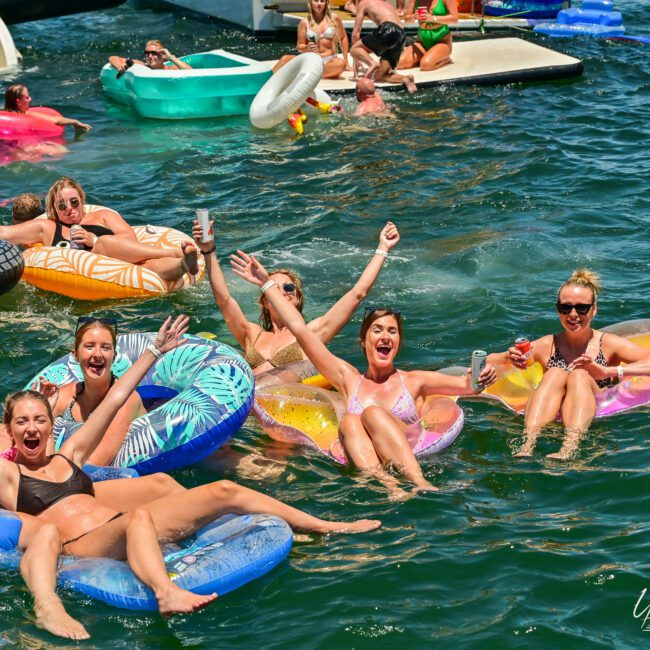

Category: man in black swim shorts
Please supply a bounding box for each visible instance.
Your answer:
[350,0,417,93]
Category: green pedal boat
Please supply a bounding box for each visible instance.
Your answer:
[100,49,272,119]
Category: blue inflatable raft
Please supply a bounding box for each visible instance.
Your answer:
[28,333,254,475]
[0,510,293,609]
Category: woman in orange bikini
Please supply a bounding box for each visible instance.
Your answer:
[192,220,400,379]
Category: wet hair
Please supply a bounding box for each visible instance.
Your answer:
[74,320,117,352]
[258,268,304,331]
[306,0,340,53]
[12,193,43,224]
[558,268,602,302]
[358,308,403,352]
[3,390,54,427]
[4,84,27,112]
[45,177,85,222]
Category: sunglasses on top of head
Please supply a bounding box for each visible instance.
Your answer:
[556,302,593,315]
[75,316,118,335]
[56,197,81,211]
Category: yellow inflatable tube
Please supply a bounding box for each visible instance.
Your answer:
[22,224,204,301]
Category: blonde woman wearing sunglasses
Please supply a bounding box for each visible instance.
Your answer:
[108,39,191,76]
[0,177,199,281]
[488,269,650,459]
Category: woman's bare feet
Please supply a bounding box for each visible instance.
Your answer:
[157,584,217,616]
[35,596,90,640]
[180,241,199,276]
[319,519,381,534]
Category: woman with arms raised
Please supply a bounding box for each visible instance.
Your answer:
[193,220,400,379]
[487,269,650,459]
[230,251,496,496]
[0,177,198,281]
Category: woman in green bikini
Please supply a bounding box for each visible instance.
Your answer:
[399,0,458,72]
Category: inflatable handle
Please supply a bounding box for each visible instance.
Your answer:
[288,109,307,135]
[305,96,342,115]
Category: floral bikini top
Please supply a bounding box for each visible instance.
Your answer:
[546,333,614,389]
[347,371,420,424]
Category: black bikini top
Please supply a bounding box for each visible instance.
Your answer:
[16,454,95,516]
[51,221,114,251]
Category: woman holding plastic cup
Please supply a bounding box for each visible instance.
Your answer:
[399,0,458,71]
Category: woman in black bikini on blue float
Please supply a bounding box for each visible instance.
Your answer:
[488,269,650,459]
[1,316,380,640]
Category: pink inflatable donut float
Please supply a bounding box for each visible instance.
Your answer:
[0,107,64,139]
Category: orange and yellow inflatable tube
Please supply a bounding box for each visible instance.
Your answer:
[22,225,204,301]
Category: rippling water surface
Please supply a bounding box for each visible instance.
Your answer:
[1,1,650,646]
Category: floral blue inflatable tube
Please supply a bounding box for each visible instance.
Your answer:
[28,333,254,474]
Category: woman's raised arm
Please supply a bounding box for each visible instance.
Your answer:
[192,220,253,349]
[310,221,400,343]
[60,315,189,467]
[231,251,354,390]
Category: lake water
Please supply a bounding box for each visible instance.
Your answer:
[1,0,650,646]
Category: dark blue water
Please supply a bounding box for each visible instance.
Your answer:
[1,1,650,646]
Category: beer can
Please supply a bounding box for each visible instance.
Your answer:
[196,209,213,244]
[514,337,533,366]
[471,350,487,390]
[69,225,83,249]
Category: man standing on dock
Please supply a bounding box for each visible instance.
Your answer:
[350,0,417,93]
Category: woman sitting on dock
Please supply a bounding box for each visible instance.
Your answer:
[273,0,350,79]
[108,39,192,76]
[398,0,458,72]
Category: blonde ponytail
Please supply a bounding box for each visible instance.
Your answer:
[558,268,602,301]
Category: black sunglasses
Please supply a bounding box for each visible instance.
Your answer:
[556,302,593,315]
[144,50,162,57]
[56,197,81,211]
[281,282,296,295]
[75,316,118,335]
[363,305,402,319]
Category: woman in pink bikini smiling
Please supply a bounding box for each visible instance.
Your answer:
[230,250,497,497]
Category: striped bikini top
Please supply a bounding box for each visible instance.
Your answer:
[347,371,419,424]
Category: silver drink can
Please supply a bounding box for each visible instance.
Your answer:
[69,225,83,249]
[471,350,487,390]
[196,209,212,243]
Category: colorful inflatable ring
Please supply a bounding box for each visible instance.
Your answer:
[249,53,324,129]
[0,239,23,295]
[0,509,292,610]
[27,333,254,474]
[253,383,464,463]
[458,319,650,418]
[21,209,205,300]
[0,107,64,139]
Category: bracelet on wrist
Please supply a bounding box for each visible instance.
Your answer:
[203,245,216,255]
[374,249,389,258]
[616,365,625,380]
[261,280,276,294]
[147,343,163,359]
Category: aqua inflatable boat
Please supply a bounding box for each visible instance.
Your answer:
[100,49,272,119]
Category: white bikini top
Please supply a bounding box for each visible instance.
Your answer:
[306,24,335,41]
